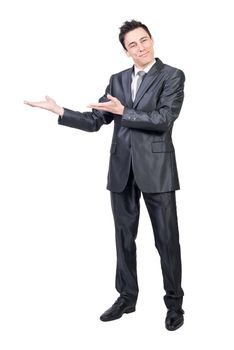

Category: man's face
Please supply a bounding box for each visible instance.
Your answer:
[124,27,154,69]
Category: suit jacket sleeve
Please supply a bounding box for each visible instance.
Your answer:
[121,69,185,132]
[58,81,114,132]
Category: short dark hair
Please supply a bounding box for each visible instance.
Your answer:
[119,20,152,50]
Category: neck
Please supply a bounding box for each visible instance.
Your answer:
[135,59,155,70]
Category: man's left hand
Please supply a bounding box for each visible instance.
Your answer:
[88,94,124,115]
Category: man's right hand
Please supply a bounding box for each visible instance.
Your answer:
[24,95,64,117]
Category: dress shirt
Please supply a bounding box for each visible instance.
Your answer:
[131,59,156,101]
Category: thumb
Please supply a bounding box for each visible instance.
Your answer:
[107,94,117,102]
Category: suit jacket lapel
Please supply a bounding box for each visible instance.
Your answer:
[121,67,133,108]
[133,58,164,107]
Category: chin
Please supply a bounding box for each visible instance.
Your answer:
[140,58,151,66]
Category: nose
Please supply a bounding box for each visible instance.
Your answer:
[138,43,145,51]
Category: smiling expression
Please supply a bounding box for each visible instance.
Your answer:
[124,27,155,69]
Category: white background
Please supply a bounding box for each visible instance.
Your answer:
[0,0,234,349]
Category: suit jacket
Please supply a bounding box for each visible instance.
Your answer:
[58,58,185,193]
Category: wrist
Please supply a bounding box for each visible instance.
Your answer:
[119,105,124,115]
[55,106,64,116]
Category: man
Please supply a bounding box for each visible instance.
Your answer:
[24,20,185,331]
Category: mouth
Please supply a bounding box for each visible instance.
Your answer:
[139,51,149,58]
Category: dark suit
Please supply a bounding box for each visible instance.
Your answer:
[58,57,185,310]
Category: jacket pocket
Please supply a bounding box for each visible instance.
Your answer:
[110,143,117,154]
[151,141,174,153]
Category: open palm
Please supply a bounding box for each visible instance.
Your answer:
[24,95,58,113]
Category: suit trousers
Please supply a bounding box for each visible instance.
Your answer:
[110,165,184,310]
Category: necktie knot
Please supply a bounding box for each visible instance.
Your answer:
[137,71,146,78]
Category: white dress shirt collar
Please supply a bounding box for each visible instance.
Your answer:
[133,58,156,76]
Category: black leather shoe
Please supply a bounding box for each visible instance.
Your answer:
[100,298,136,322]
[165,309,184,331]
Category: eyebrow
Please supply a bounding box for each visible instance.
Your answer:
[127,36,149,47]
